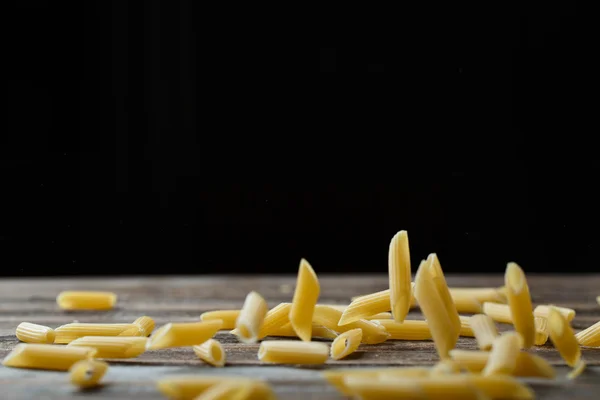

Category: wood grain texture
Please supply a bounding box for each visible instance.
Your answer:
[0,275,599,399]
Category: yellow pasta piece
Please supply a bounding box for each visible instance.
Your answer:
[289,258,320,342]
[373,320,431,340]
[534,316,549,345]
[192,382,241,400]
[430,359,462,375]
[366,312,392,320]
[2,343,97,371]
[69,359,109,389]
[146,320,222,350]
[470,314,498,350]
[235,291,268,344]
[258,302,291,338]
[482,331,522,376]
[330,328,362,360]
[547,306,586,378]
[339,290,391,326]
[575,320,600,346]
[133,316,155,336]
[428,254,461,335]
[504,263,535,348]
[193,339,226,367]
[68,336,147,358]
[56,291,117,310]
[323,368,430,396]
[534,304,576,322]
[311,324,338,340]
[482,302,512,324]
[388,230,412,323]
[413,259,457,359]
[157,376,275,400]
[15,322,55,344]
[54,323,140,344]
[200,310,240,330]
[469,375,534,400]
[319,304,348,312]
[256,322,337,340]
[449,287,508,309]
[459,315,475,337]
[449,349,556,378]
[313,305,390,344]
[258,340,329,364]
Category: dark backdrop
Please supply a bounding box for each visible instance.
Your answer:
[2,1,598,276]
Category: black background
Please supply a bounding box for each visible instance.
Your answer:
[2,1,598,276]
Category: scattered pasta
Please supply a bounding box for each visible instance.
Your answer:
[504,263,535,348]
[482,332,522,376]
[56,291,117,311]
[388,230,412,323]
[193,339,226,367]
[482,302,513,324]
[289,258,320,342]
[534,304,576,322]
[15,322,55,344]
[54,323,140,344]
[373,319,431,340]
[330,328,362,360]
[2,343,97,371]
[470,314,498,351]
[133,316,155,337]
[200,310,240,330]
[146,320,222,350]
[339,289,392,326]
[258,302,292,338]
[448,287,507,313]
[69,359,109,389]
[235,291,267,344]
[534,316,549,346]
[313,305,390,344]
[67,336,147,358]
[575,320,600,347]
[449,349,556,378]
[258,340,329,365]
[156,376,276,400]
[547,306,586,378]
[459,315,475,337]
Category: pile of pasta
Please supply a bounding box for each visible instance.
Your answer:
[2,230,600,400]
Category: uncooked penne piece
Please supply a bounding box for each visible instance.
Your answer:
[470,314,498,351]
[330,328,362,360]
[133,316,155,336]
[146,320,222,350]
[430,359,462,375]
[156,376,275,400]
[289,258,320,342]
[534,305,576,322]
[428,254,461,336]
[313,305,390,344]
[68,336,147,358]
[57,291,117,310]
[388,230,412,323]
[449,287,507,305]
[319,304,349,312]
[414,259,457,359]
[469,375,534,400]
[366,312,392,320]
[259,302,291,338]
[201,310,240,330]
[193,339,226,367]
[54,323,140,344]
[373,320,431,340]
[339,290,391,326]
[482,302,512,324]
[258,340,329,365]
[69,359,109,389]
[257,322,337,340]
[15,322,55,344]
[534,316,549,345]
[548,306,586,378]
[2,343,97,371]
[504,263,535,348]
[459,315,475,337]
[323,368,430,396]
[449,349,556,378]
[575,320,600,347]
[482,331,522,376]
[351,287,417,309]
[235,291,267,344]
[192,381,242,400]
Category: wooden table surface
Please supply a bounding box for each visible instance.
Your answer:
[0,274,599,399]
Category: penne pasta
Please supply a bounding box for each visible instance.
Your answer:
[68,336,147,358]
[449,349,556,378]
[54,323,140,344]
[319,304,349,312]
[482,331,522,376]
[428,254,461,336]
[534,316,549,345]
[255,322,337,340]
[289,258,320,342]
[323,368,430,396]
[339,290,391,326]
[15,322,55,344]
[156,376,276,400]
[388,230,412,323]
[459,315,475,337]
[133,316,155,337]
[547,306,586,378]
[470,314,498,350]
[448,287,508,311]
[373,320,431,340]
[366,312,393,320]
[534,305,576,322]
[192,382,244,400]
[482,302,512,324]
[313,305,390,344]
[258,302,291,338]
[469,375,534,400]
[69,359,109,389]
[193,339,226,367]
[413,259,457,359]
[56,291,117,311]
[235,291,268,344]
[430,359,462,375]
[146,320,222,350]
[200,310,240,330]
[504,263,535,348]
[258,340,329,365]
[2,343,97,371]
[330,328,362,360]
[575,320,600,347]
